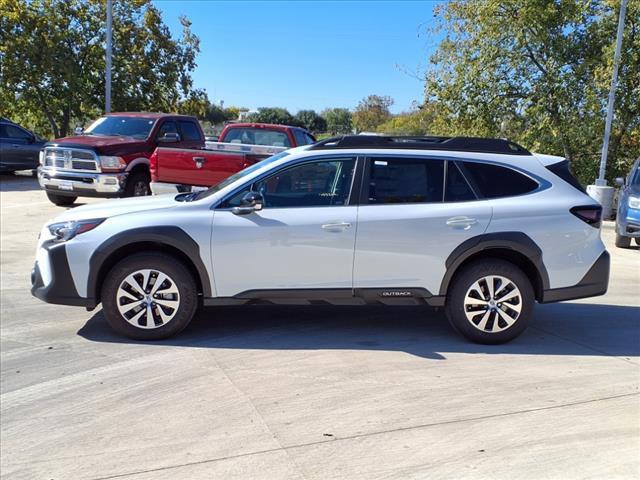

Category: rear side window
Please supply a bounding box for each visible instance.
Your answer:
[445,162,476,202]
[179,121,202,141]
[368,158,444,204]
[545,160,585,193]
[461,162,538,198]
[224,128,291,147]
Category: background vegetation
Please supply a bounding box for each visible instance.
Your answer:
[1,0,637,183]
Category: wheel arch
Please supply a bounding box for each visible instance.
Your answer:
[439,232,549,302]
[88,226,212,304]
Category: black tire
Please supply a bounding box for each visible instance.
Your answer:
[101,252,198,340]
[124,170,151,197]
[46,191,77,206]
[445,259,534,344]
[635,238,640,246]
[615,232,631,248]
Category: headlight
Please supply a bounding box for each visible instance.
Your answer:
[38,150,44,166]
[629,195,640,210]
[48,218,105,242]
[99,156,126,171]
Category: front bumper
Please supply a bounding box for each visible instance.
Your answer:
[617,217,640,238]
[31,241,95,308]
[38,166,127,198]
[541,250,610,303]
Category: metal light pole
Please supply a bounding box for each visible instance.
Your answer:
[596,0,628,186]
[587,0,628,219]
[105,0,113,113]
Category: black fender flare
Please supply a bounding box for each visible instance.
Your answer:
[87,226,212,301]
[439,232,549,296]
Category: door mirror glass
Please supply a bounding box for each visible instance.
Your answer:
[232,191,264,215]
[158,132,180,143]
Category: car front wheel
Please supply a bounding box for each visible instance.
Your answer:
[445,259,534,344]
[615,232,631,248]
[46,192,77,206]
[101,252,198,340]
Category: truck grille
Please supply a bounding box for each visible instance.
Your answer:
[43,147,99,172]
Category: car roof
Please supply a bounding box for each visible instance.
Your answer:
[105,112,196,119]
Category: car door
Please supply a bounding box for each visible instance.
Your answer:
[0,124,38,170]
[353,157,492,296]
[211,157,359,297]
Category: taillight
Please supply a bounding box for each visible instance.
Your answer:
[570,205,602,228]
[149,150,158,182]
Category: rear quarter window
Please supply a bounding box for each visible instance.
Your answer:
[461,161,538,199]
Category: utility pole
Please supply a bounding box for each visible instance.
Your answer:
[105,0,113,113]
[587,0,628,219]
[596,0,628,186]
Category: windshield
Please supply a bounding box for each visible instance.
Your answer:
[631,165,640,186]
[84,116,156,139]
[191,151,290,201]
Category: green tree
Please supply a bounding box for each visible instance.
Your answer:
[245,107,299,126]
[425,0,639,183]
[294,109,327,133]
[352,95,394,133]
[377,103,441,135]
[0,0,201,138]
[321,107,352,135]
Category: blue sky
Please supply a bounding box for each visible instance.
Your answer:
[155,1,441,114]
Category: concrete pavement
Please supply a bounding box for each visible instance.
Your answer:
[1,173,638,480]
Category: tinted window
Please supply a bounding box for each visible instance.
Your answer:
[224,128,291,147]
[462,162,538,198]
[156,121,178,139]
[253,159,356,208]
[0,124,31,140]
[293,129,314,146]
[368,158,444,204]
[84,116,155,139]
[445,162,476,202]
[179,121,201,141]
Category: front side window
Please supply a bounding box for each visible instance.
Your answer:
[225,158,356,208]
[461,161,538,198]
[224,128,291,147]
[0,124,32,140]
[368,157,444,204]
[156,121,178,139]
[293,129,315,146]
[84,116,156,139]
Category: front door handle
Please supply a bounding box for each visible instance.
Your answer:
[446,216,478,230]
[322,222,352,231]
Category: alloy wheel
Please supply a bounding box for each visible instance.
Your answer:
[116,269,180,329]
[463,275,522,333]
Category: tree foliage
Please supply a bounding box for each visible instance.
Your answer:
[294,109,327,133]
[352,95,394,133]
[0,0,201,138]
[321,108,353,134]
[425,0,639,183]
[245,107,300,126]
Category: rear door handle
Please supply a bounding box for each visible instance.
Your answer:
[446,216,478,229]
[193,156,206,169]
[322,222,352,231]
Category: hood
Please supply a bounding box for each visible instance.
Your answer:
[49,194,179,225]
[47,135,151,155]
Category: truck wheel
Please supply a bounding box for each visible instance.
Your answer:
[445,259,534,344]
[615,232,631,248]
[46,192,77,206]
[124,171,150,197]
[635,238,640,246]
[101,252,198,340]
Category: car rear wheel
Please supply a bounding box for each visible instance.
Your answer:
[101,252,198,340]
[615,232,631,248]
[46,192,77,206]
[445,259,534,344]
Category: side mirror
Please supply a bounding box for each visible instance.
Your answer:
[158,132,180,143]
[74,126,84,135]
[615,177,625,187]
[232,191,264,215]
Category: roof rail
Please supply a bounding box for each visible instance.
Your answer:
[309,135,531,155]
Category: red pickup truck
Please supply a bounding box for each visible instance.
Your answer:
[149,123,316,194]
[38,112,205,206]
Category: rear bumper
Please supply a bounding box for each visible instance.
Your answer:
[541,250,610,303]
[150,181,207,195]
[38,167,126,197]
[31,241,95,308]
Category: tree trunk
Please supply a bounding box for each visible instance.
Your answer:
[35,87,60,139]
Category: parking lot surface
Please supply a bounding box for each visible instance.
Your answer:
[1,173,639,480]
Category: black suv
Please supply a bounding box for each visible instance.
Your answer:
[0,118,46,173]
